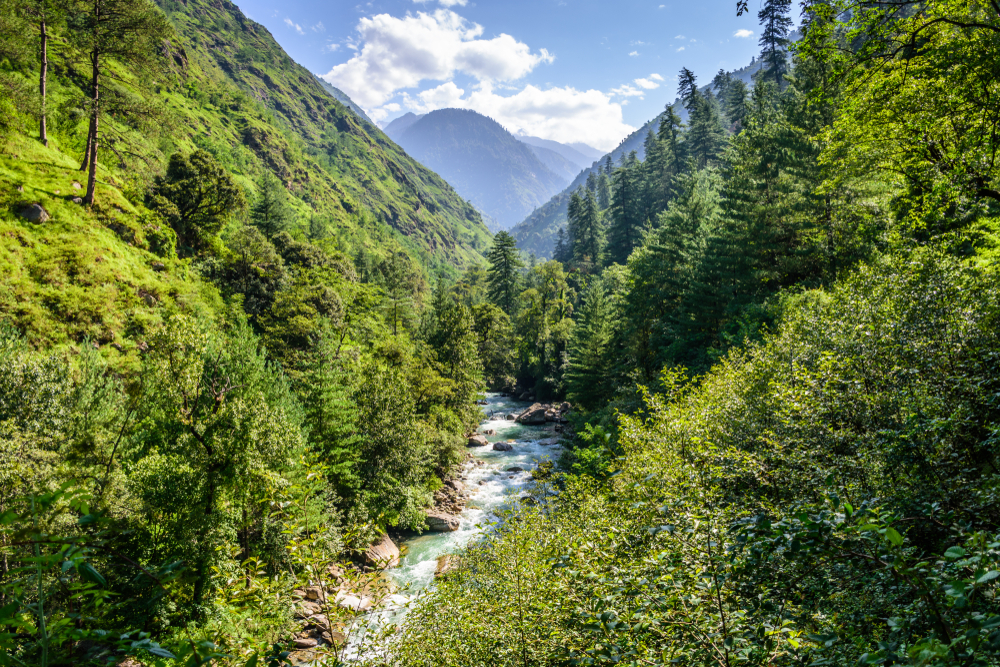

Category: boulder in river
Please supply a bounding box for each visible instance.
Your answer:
[506,466,523,473]
[467,434,489,447]
[505,414,516,420]
[516,403,548,425]
[435,554,458,579]
[425,510,460,532]
[493,442,513,452]
[445,479,464,494]
[364,533,400,568]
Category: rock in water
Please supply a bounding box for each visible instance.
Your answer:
[20,203,49,223]
[516,403,548,425]
[425,510,460,532]
[435,554,457,578]
[364,533,400,568]
[444,479,464,494]
[467,434,489,447]
[493,442,513,452]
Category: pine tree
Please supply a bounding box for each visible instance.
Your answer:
[678,68,699,110]
[606,152,641,265]
[565,278,615,410]
[75,0,171,204]
[553,227,572,264]
[487,231,523,317]
[758,0,793,88]
[573,189,603,271]
[596,171,611,210]
[251,172,296,237]
[686,90,728,169]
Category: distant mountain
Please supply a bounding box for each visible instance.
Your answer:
[313,75,376,127]
[384,112,422,137]
[526,144,581,183]
[518,135,600,173]
[385,108,570,231]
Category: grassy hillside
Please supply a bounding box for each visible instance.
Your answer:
[155,0,491,269]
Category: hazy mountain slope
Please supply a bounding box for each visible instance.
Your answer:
[390,108,569,231]
[518,135,598,172]
[384,112,424,139]
[527,145,581,183]
[157,0,491,269]
[313,75,376,126]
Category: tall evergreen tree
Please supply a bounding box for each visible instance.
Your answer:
[758,0,793,87]
[565,278,615,410]
[572,189,603,271]
[251,172,296,237]
[687,90,728,169]
[487,231,524,317]
[678,68,699,110]
[75,0,171,204]
[596,171,611,210]
[606,152,641,265]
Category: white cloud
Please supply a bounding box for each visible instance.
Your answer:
[284,18,304,35]
[394,81,634,151]
[312,22,325,33]
[611,83,645,98]
[323,42,341,53]
[628,50,639,57]
[323,10,553,109]
[650,73,664,81]
[414,0,468,5]
[734,29,754,38]
[634,77,660,90]
[675,34,685,39]
[676,46,685,51]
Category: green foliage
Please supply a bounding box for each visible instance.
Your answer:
[250,172,295,238]
[149,150,246,254]
[487,231,524,317]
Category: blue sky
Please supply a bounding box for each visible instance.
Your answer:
[233,0,780,151]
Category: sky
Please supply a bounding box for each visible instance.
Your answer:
[231,0,780,151]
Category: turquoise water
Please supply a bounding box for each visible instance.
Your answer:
[343,393,560,658]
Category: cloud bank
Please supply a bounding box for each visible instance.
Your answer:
[322,9,636,150]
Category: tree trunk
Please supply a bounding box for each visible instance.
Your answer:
[84,48,100,205]
[39,18,47,147]
[79,126,92,171]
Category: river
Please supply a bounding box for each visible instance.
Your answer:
[343,392,561,658]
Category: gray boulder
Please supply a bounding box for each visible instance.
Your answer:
[493,442,513,452]
[364,533,400,569]
[425,511,460,532]
[516,403,548,425]
[467,434,489,447]
[20,203,49,223]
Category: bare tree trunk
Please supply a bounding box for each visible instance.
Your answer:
[39,18,48,147]
[84,48,99,205]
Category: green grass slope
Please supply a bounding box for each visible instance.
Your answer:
[155,0,491,269]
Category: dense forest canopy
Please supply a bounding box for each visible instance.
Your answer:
[1,0,1000,665]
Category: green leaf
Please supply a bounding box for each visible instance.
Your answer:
[885,527,903,547]
[147,646,176,659]
[944,546,966,560]
[244,653,259,667]
[0,602,19,619]
[77,562,107,588]
[977,571,1000,584]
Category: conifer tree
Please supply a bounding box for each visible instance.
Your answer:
[678,68,699,110]
[75,0,171,204]
[487,231,523,317]
[553,227,572,265]
[686,90,728,169]
[758,0,793,88]
[606,152,641,265]
[572,189,603,271]
[596,171,611,210]
[251,172,296,237]
[565,278,614,409]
